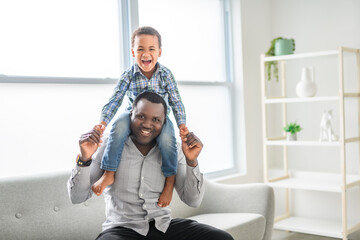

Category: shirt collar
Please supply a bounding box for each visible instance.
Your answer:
[132,62,163,78]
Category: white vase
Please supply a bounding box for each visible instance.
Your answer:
[296,67,317,97]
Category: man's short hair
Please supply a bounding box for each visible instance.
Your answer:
[133,91,167,117]
[131,26,162,48]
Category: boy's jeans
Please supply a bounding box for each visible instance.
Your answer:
[101,112,178,177]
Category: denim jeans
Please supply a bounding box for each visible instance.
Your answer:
[101,112,178,177]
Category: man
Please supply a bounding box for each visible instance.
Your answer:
[68,91,234,240]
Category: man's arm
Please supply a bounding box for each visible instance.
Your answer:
[174,131,204,208]
[67,127,105,204]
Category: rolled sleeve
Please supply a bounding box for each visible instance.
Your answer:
[67,164,93,204]
[175,145,204,208]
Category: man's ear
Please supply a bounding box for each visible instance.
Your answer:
[159,48,162,57]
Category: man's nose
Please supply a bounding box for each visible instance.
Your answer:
[141,119,152,128]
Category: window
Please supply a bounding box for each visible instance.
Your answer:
[0,0,240,178]
[138,0,226,82]
[137,0,236,175]
[0,0,121,78]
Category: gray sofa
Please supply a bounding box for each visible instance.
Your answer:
[0,171,274,240]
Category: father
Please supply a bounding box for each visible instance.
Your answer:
[68,91,233,240]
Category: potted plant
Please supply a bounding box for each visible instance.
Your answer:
[265,37,295,81]
[283,122,302,141]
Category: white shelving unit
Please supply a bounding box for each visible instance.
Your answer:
[260,47,360,240]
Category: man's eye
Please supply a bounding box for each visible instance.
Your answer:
[137,115,144,119]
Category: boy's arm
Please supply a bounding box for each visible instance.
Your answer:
[100,72,131,125]
[164,71,186,127]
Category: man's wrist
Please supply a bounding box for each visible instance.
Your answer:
[186,159,198,168]
[76,154,92,167]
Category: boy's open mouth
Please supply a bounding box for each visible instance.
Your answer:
[142,60,152,66]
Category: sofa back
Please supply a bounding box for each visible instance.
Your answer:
[0,171,200,240]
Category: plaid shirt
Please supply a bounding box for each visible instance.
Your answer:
[101,63,186,127]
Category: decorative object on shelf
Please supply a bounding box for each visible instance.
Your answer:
[296,67,317,97]
[319,110,338,142]
[283,122,302,141]
[265,37,296,81]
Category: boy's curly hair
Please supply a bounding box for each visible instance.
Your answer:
[131,26,162,48]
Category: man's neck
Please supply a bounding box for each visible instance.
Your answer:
[130,136,156,156]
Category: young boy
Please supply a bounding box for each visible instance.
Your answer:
[92,26,187,208]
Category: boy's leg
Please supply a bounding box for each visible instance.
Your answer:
[156,116,178,176]
[156,117,177,207]
[158,175,175,207]
[92,112,131,196]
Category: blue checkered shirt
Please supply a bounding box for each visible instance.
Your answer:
[101,63,186,127]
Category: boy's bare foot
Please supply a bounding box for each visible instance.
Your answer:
[92,170,115,196]
[157,175,175,207]
[158,188,173,208]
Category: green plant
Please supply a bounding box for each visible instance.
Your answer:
[283,122,302,135]
[265,37,295,81]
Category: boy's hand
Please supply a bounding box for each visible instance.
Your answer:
[97,122,106,134]
[179,124,189,142]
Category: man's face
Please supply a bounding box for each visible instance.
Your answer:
[131,34,162,79]
[130,98,165,147]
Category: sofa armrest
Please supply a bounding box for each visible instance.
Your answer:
[197,179,274,240]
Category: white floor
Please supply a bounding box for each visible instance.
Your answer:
[272,230,340,240]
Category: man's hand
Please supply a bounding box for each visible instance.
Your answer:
[181,130,203,167]
[78,125,103,161]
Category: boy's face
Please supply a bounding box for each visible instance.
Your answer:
[132,34,162,79]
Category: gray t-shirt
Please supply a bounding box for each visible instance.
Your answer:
[68,137,204,236]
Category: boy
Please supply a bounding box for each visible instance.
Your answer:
[92,26,187,208]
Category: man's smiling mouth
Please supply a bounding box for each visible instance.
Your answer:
[141,129,151,136]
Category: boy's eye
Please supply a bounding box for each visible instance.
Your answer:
[136,115,145,119]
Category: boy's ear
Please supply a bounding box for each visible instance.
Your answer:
[131,48,135,57]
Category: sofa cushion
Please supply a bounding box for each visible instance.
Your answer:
[188,213,265,240]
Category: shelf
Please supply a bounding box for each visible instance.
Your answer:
[262,47,360,239]
[274,217,343,238]
[268,171,360,192]
[264,50,339,62]
[265,140,340,147]
[264,96,339,104]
